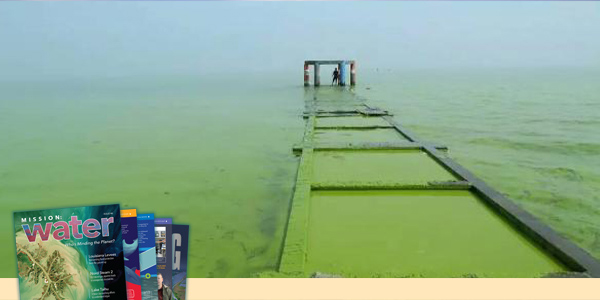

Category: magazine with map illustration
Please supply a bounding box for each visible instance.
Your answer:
[172,225,189,300]
[14,204,127,300]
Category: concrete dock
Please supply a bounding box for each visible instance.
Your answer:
[278,84,600,278]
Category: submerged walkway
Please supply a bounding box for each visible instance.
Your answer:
[278,88,600,278]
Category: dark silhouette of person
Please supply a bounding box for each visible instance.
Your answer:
[332,68,339,86]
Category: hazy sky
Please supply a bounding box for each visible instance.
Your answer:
[0,1,598,80]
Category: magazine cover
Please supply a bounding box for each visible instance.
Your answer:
[14,204,126,300]
[154,218,172,293]
[121,209,141,300]
[137,214,158,300]
[172,225,189,300]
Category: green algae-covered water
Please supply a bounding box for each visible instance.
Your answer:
[0,74,305,278]
[306,190,565,277]
[1,67,599,277]
[359,67,600,266]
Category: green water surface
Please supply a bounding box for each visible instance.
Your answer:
[306,190,566,277]
[0,75,304,277]
[359,68,600,262]
[1,68,599,277]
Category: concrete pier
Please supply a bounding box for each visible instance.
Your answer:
[279,83,600,278]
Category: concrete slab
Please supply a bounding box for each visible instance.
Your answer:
[314,129,408,145]
[316,116,391,128]
[312,150,457,187]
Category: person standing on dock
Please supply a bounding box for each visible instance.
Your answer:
[332,68,339,86]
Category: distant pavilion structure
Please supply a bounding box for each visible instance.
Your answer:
[304,60,356,87]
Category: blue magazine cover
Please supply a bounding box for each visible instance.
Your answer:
[172,225,189,300]
[121,209,141,300]
[137,214,158,300]
[154,218,172,297]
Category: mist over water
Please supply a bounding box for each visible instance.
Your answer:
[1,1,599,81]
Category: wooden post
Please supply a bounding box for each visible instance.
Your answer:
[304,63,310,86]
[314,63,320,86]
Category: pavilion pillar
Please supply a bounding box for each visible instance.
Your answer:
[340,62,346,86]
[314,63,320,86]
[337,63,342,86]
[350,62,356,86]
[304,63,310,86]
